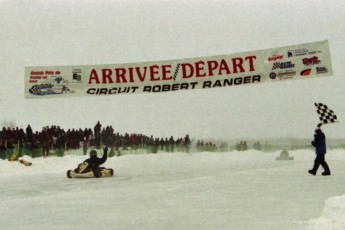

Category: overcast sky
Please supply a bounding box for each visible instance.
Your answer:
[1,0,345,141]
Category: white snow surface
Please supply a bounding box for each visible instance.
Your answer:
[1,149,345,230]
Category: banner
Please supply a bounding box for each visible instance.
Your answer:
[25,40,332,98]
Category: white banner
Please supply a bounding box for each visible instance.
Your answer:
[25,40,332,98]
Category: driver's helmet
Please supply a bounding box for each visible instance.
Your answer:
[90,150,97,157]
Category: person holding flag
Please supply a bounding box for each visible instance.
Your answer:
[308,103,338,176]
[309,127,330,176]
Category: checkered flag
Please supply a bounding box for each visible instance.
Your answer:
[314,103,338,128]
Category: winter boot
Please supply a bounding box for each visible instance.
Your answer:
[308,170,316,175]
[321,162,331,176]
[322,171,331,176]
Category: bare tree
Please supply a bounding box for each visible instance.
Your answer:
[0,119,17,129]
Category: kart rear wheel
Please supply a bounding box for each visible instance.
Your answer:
[95,170,102,178]
[67,170,72,178]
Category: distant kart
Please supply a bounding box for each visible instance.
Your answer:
[276,149,294,161]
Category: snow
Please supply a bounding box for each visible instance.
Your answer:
[1,149,345,229]
[0,1,344,229]
[305,195,345,230]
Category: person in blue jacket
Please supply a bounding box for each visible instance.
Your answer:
[308,128,331,176]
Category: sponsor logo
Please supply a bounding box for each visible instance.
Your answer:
[267,55,284,62]
[288,49,321,58]
[72,69,82,82]
[300,69,312,76]
[302,56,321,66]
[269,72,277,79]
[316,66,328,74]
[277,70,296,80]
[272,61,295,70]
[29,83,61,96]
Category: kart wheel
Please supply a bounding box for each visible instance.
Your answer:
[67,170,72,178]
[95,171,102,178]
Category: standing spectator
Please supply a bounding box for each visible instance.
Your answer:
[243,141,248,151]
[153,138,160,153]
[169,136,175,152]
[184,134,191,153]
[83,137,89,155]
[160,138,165,151]
[26,125,34,143]
[6,127,14,149]
[0,139,6,155]
[94,121,102,147]
[40,128,51,157]
[130,134,138,149]
[164,138,169,152]
[253,142,262,151]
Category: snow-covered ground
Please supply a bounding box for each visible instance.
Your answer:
[1,149,345,230]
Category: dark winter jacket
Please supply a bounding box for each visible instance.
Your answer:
[84,149,108,171]
[311,132,326,156]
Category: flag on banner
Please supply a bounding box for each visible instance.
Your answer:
[314,103,338,129]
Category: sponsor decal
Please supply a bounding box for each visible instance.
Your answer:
[27,70,72,96]
[72,69,82,83]
[316,66,328,74]
[269,72,277,80]
[29,83,69,96]
[300,69,312,76]
[269,70,295,80]
[288,48,308,57]
[288,49,320,58]
[272,61,295,70]
[267,55,284,62]
[302,56,321,66]
[277,70,296,80]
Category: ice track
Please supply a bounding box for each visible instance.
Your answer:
[1,150,345,230]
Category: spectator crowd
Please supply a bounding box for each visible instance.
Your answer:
[0,121,265,160]
[0,121,192,159]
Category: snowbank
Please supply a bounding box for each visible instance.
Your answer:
[0,155,81,175]
[305,195,345,230]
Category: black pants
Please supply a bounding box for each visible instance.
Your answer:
[311,155,330,173]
